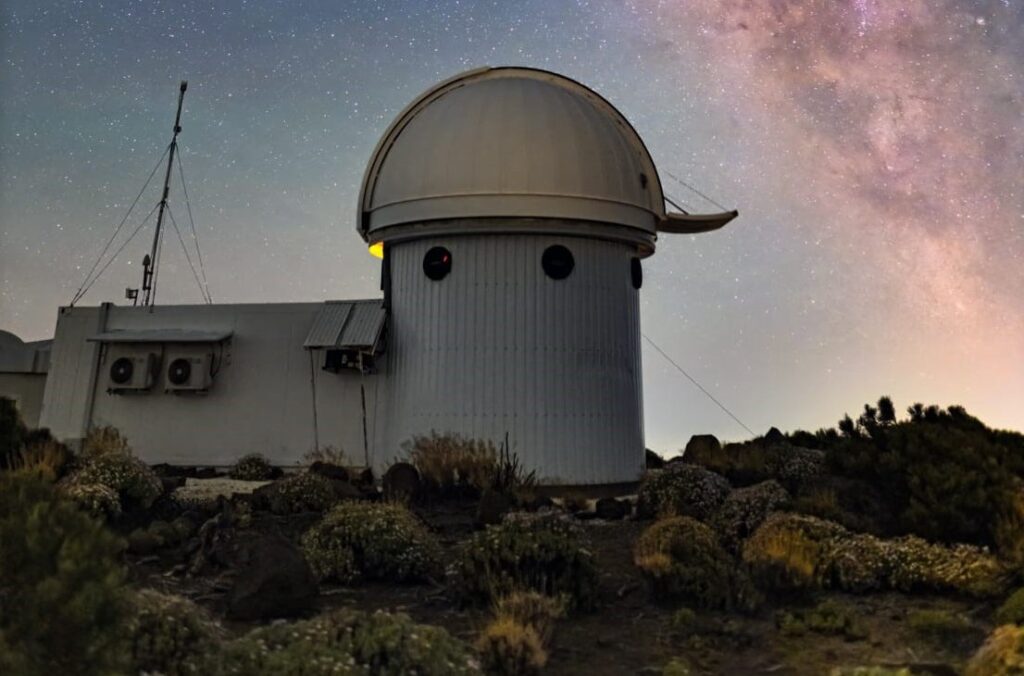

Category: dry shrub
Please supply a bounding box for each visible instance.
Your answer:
[742,513,843,597]
[11,440,72,482]
[494,591,565,645]
[303,445,346,466]
[965,625,1024,676]
[476,618,546,676]
[711,480,790,552]
[405,432,498,497]
[634,515,756,611]
[82,425,131,459]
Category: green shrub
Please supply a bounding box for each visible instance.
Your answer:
[69,441,162,510]
[711,480,790,552]
[965,624,1024,676]
[885,535,1008,598]
[0,474,127,675]
[637,464,731,520]
[997,588,1024,625]
[476,617,546,676]
[670,607,698,635]
[662,658,693,676]
[267,471,340,514]
[301,501,441,583]
[635,515,755,611]
[60,482,122,519]
[455,512,598,611]
[198,608,480,675]
[907,609,972,648]
[0,397,27,470]
[126,588,222,675]
[775,600,866,640]
[826,400,1024,552]
[229,453,276,480]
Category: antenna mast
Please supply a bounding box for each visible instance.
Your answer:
[141,80,188,308]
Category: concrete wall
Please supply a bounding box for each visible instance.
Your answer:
[376,231,645,485]
[40,303,379,467]
[0,372,48,428]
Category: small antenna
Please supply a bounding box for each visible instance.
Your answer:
[141,80,188,309]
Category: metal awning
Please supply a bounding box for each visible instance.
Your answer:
[304,300,386,351]
[88,329,234,343]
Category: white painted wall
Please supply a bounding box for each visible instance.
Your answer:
[40,303,378,467]
[375,231,645,485]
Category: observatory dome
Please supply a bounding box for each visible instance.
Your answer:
[358,67,667,248]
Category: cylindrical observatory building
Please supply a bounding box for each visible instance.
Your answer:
[360,67,734,486]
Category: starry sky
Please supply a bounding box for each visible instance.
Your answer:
[1,0,1022,449]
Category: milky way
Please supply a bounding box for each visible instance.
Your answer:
[1,1,1022,445]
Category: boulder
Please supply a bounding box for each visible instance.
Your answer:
[645,449,665,469]
[227,535,318,621]
[683,435,722,463]
[763,427,786,445]
[309,461,348,482]
[594,497,629,521]
[383,462,420,502]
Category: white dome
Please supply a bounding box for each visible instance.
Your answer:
[358,67,667,248]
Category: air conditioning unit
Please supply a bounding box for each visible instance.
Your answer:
[165,352,213,392]
[106,353,157,392]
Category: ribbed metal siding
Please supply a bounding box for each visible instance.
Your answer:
[374,232,644,484]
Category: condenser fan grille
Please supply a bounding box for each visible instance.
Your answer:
[168,358,192,386]
[110,357,134,385]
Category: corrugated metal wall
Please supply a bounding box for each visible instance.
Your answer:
[375,231,644,485]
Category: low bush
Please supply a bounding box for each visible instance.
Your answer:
[743,513,1009,598]
[455,512,598,611]
[126,588,222,675]
[636,464,731,520]
[197,608,480,675]
[266,471,340,514]
[965,624,1024,676]
[711,480,790,552]
[635,515,755,611]
[65,430,162,511]
[0,474,127,675]
[670,607,698,636]
[301,501,441,583]
[60,482,122,519]
[0,397,27,470]
[997,587,1024,626]
[229,453,276,480]
[10,437,73,481]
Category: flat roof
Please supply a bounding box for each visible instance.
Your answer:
[88,329,234,343]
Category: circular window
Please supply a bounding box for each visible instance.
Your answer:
[423,246,452,281]
[541,245,574,280]
[631,257,643,289]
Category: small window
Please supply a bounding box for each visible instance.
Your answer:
[631,257,643,289]
[423,246,452,281]
[542,245,574,280]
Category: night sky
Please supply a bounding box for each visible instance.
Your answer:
[1,1,1021,449]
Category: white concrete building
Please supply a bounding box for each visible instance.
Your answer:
[25,67,733,486]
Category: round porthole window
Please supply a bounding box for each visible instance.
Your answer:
[541,245,574,280]
[631,257,643,289]
[423,246,452,281]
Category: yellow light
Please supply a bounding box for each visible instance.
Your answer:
[368,241,384,259]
